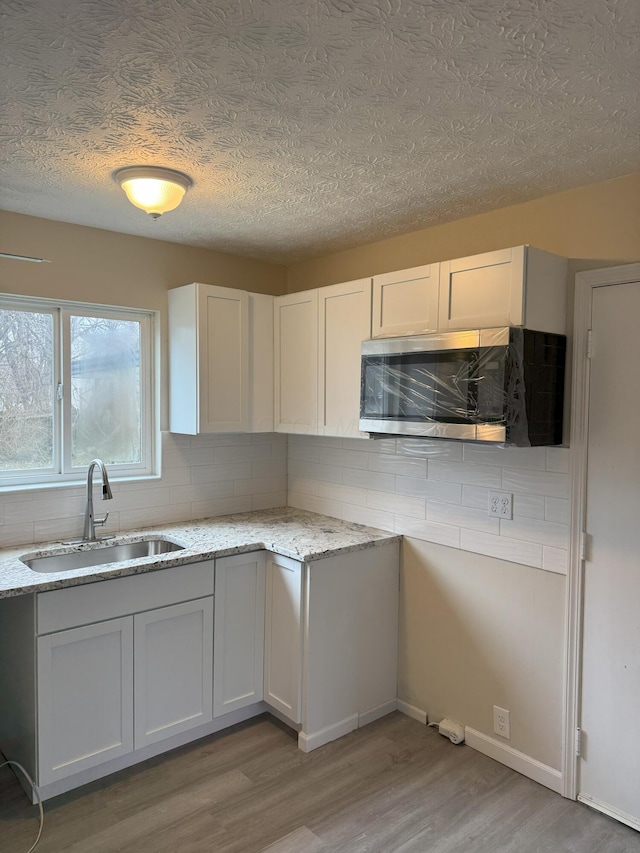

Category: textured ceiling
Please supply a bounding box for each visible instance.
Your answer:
[1,0,639,263]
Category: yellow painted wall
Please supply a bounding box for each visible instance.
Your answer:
[0,211,287,427]
[287,171,640,291]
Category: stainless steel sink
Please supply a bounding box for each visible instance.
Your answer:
[21,538,186,573]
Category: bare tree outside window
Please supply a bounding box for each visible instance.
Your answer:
[0,308,54,471]
[70,316,142,467]
[0,298,153,485]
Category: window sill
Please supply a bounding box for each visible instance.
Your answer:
[0,473,162,496]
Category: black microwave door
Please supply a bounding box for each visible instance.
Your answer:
[361,351,479,423]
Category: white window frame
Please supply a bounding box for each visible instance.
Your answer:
[0,294,157,488]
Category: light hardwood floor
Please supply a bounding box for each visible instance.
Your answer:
[2,713,639,852]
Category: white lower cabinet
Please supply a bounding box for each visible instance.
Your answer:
[264,553,304,724]
[134,598,214,748]
[213,552,265,717]
[37,617,134,786]
[0,543,400,801]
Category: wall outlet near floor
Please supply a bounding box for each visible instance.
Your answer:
[493,705,511,739]
[488,491,513,519]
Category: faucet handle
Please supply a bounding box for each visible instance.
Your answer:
[94,512,109,528]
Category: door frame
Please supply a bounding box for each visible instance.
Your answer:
[562,262,640,800]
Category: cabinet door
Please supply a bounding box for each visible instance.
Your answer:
[134,597,213,749]
[438,246,526,330]
[264,554,304,724]
[214,553,266,718]
[248,292,274,432]
[198,284,249,432]
[274,290,318,434]
[318,278,372,438]
[37,617,134,786]
[372,264,439,337]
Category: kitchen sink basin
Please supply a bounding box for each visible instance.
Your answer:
[21,538,186,573]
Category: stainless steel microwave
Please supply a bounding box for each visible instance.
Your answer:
[359,327,565,446]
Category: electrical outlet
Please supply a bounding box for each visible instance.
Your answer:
[488,491,513,519]
[493,705,511,739]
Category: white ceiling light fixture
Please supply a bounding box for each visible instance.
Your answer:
[114,166,193,219]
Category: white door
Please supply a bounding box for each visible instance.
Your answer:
[274,290,318,434]
[264,554,304,724]
[134,597,214,748]
[37,617,134,786]
[579,280,640,829]
[214,552,266,718]
[318,278,372,437]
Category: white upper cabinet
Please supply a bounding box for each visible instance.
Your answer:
[318,278,372,438]
[438,246,567,334]
[274,289,319,434]
[372,264,439,338]
[168,283,274,434]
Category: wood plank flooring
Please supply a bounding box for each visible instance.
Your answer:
[2,713,639,852]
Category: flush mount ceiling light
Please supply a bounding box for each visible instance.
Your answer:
[114,166,193,219]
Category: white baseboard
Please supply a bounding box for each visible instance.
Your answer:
[578,794,640,832]
[397,699,428,725]
[465,727,563,795]
[359,698,398,728]
[298,714,359,753]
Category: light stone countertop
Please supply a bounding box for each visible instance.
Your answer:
[0,507,400,599]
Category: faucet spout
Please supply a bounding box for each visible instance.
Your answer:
[83,459,113,541]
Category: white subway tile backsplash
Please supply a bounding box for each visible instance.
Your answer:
[500,517,569,549]
[427,501,500,534]
[546,447,570,473]
[542,546,569,574]
[395,516,461,548]
[429,461,503,488]
[342,467,396,492]
[250,460,287,479]
[502,467,569,499]
[191,496,252,520]
[396,438,463,461]
[397,477,462,504]
[342,503,395,532]
[368,453,427,479]
[367,490,425,519]
[212,444,274,464]
[234,475,287,496]
[462,444,547,470]
[191,462,252,483]
[288,491,343,518]
[342,436,397,454]
[545,497,570,524]
[170,481,235,505]
[250,491,287,511]
[288,435,571,572]
[317,446,369,470]
[289,459,343,484]
[0,522,35,548]
[1,433,290,549]
[460,529,543,569]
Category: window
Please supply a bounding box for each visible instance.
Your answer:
[0,296,156,487]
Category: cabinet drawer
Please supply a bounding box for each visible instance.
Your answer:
[37,560,215,635]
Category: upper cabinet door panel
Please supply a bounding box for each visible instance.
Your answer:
[274,290,318,434]
[318,278,372,438]
[198,285,249,433]
[438,247,526,330]
[372,264,439,337]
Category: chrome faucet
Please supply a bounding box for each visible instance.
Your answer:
[83,459,113,541]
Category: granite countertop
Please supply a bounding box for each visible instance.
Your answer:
[0,507,400,599]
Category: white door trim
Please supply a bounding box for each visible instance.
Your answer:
[562,262,640,800]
